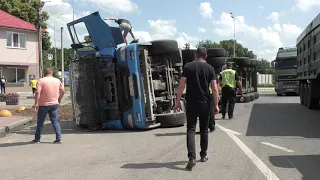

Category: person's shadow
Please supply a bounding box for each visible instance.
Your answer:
[121,161,188,171]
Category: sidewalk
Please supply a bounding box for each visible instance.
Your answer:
[0,92,71,138]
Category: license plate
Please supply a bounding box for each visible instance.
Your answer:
[286,89,294,91]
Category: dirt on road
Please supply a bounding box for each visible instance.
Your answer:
[12,104,73,121]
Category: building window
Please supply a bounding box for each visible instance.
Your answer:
[5,68,26,83]
[6,32,26,49]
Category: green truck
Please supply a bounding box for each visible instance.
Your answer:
[274,47,299,96]
[297,13,320,109]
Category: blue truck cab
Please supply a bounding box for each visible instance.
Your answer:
[67,12,186,130]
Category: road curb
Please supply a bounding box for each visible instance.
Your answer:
[0,126,5,138]
[4,117,34,133]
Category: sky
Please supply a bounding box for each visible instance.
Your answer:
[43,0,320,61]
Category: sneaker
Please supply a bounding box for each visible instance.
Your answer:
[209,126,215,132]
[200,156,208,162]
[32,139,40,143]
[53,140,63,144]
[185,159,196,171]
[229,115,233,119]
[222,115,225,119]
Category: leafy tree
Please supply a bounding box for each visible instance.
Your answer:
[184,43,190,50]
[0,0,51,51]
[256,58,274,74]
[43,47,73,71]
[197,39,255,59]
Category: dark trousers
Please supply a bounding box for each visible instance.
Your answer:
[186,103,209,160]
[1,84,5,94]
[221,86,236,117]
[208,94,215,129]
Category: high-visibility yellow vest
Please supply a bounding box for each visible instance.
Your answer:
[30,79,38,88]
[219,69,236,88]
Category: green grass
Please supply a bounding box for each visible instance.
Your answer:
[257,84,274,88]
[64,86,70,91]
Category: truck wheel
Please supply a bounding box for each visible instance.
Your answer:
[249,93,255,101]
[306,83,319,109]
[156,111,186,128]
[250,59,258,67]
[233,57,251,66]
[148,40,179,56]
[182,49,195,64]
[303,84,308,106]
[299,83,304,105]
[277,93,282,96]
[253,92,259,99]
[237,94,250,103]
[207,57,228,67]
[207,48,226,57]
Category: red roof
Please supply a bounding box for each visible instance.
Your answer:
[0,10,38,31]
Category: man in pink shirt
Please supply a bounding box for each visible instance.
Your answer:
[32,68,65,144]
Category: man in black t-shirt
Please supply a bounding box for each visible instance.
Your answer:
[173,47,219,171]
[104,17,139,45]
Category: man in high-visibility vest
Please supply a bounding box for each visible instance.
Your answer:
[30,79,38,97]
[219,63,243,119]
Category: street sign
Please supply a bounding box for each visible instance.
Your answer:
[48,54,53,60]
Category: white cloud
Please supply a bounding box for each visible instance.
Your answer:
[258,5,264,9]
[267,12,280,23]
[198,28,206,33]
[176,33,199,49]
[148,19,177,39]
[296,0,320,12]
[212,12,284,60]
[199,2,213,19]
[134,31,152,42]
[80,0,138,14]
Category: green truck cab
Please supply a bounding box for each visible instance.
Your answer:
[273,47,299,96]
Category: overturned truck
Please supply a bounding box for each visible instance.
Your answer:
[68,12,186,130]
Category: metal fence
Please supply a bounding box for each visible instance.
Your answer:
[258,74,274,85]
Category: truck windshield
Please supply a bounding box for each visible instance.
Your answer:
[275,58,297,69]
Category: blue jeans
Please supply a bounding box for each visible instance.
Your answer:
[35,104,61,141]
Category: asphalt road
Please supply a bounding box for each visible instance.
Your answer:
[1,93,320,180]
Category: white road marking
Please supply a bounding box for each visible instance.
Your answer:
[261,142,295,153]
[216,124,242,135]
[217,124,280,180]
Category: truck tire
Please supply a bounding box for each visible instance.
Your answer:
[182,49,195,64]
[236,94,250,103]
[148,40,179,56]
[233,57,251,66]
[207,57,227,67]
[156,111,186,128]
[303,84,308,106]
[250,59,258,67]
[253,92,259,99]
[306,83,319,109]
[170,50,183,64]
[299,83,304,105]
[207,48,226,57]
[249,93,255,101]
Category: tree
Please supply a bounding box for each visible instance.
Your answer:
[197,39,255,59]
[43,47,73,72]
[0,0,51,51]
[184,43,190,50]
[256,58,274,74]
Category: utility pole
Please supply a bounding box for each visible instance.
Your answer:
[61,27,64,86]
[230,12,236,58]
[54,17,57,68]
[37,0,45,78]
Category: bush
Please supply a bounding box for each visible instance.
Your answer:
[257,84,274,88]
